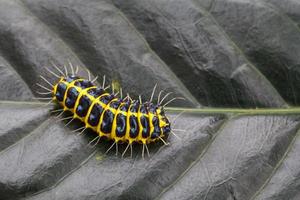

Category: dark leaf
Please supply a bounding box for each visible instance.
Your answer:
[0,0,299,200]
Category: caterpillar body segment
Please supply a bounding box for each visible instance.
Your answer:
[51,75,171,148]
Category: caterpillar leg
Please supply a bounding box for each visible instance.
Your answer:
[149,83,157,102]
[51,109,64,113]
[43,99,54,107]
[76,127,87,135]
[104,85,110,90]
[170,131,181,140]
[145,143,150,158]
[91,76,98,83]
[84,68,91,81]
[104,141,119,156]
[141,143,151,159]
[171,111,186,124]
[36,91,52,95]
[121,143,133,158]
[68,60,75,76]
[115,142,118,156]
[172,129,186,132]
[124,93,133,101]
[75,65,79,74]
[45,67,60,79]
[142,144,145,160]
[111,82,115,94]
[45,67,60,78]
[88,136,100,147]
[35,72,55,106]
[56,116,73,122]
[157,90,163,104]
[159,92,173,105]
[159,136,169,146]
[40,75,53,88]
[65,117,75,127]
[36,74,54,107]
[114,91,120,96]
[102,75,106,89]
[55,110,65,118]
[111,85,120,97]
[163,97,185,107]
[33,97,52,100]
[71,126,85,133]
[157,90,185,106]
[92,137,101,147]
[105,141,116,154]
[51,61,66,77]
[101,74,110,90]
[36,83,52,92]
[120,88,123,99]
[63,64,68,76]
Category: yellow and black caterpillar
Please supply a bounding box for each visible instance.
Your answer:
[37,63,181,158]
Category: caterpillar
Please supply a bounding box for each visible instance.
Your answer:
[36,62,183,159]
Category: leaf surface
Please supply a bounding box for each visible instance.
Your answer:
[0,0,299,199]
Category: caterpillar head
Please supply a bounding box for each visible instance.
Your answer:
[147,103,171,141]
[157,106,171,136]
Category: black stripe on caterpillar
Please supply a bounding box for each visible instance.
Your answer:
[36,62,183,158]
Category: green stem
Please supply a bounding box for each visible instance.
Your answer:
[165,107,300,115]
[1,101,300,115]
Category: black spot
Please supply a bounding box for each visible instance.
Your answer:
[140,105,147,114]
[162,125,171,134]
[116,114,126,137]
[129,115,139,138]
[74,80,94,89]
[88,103,103,126]
[55,83,67,102]
[101,110,114,134]
[164,117,170,124]
[100,94,114,104]
[87,88,105,98]
[119,102,130,112]
[130,102,139,113]
[65,76,80,83]
[151,131,160,139]
[149,103,157,114]
[140,116,150,138]
[152,116,159,126]
[122,98,131,103]
[65,87,79,108]
[151,116,161,139]
[76,95,91,117]
[110,100,121,109]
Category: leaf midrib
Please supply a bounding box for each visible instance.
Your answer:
[1,100,300,115]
